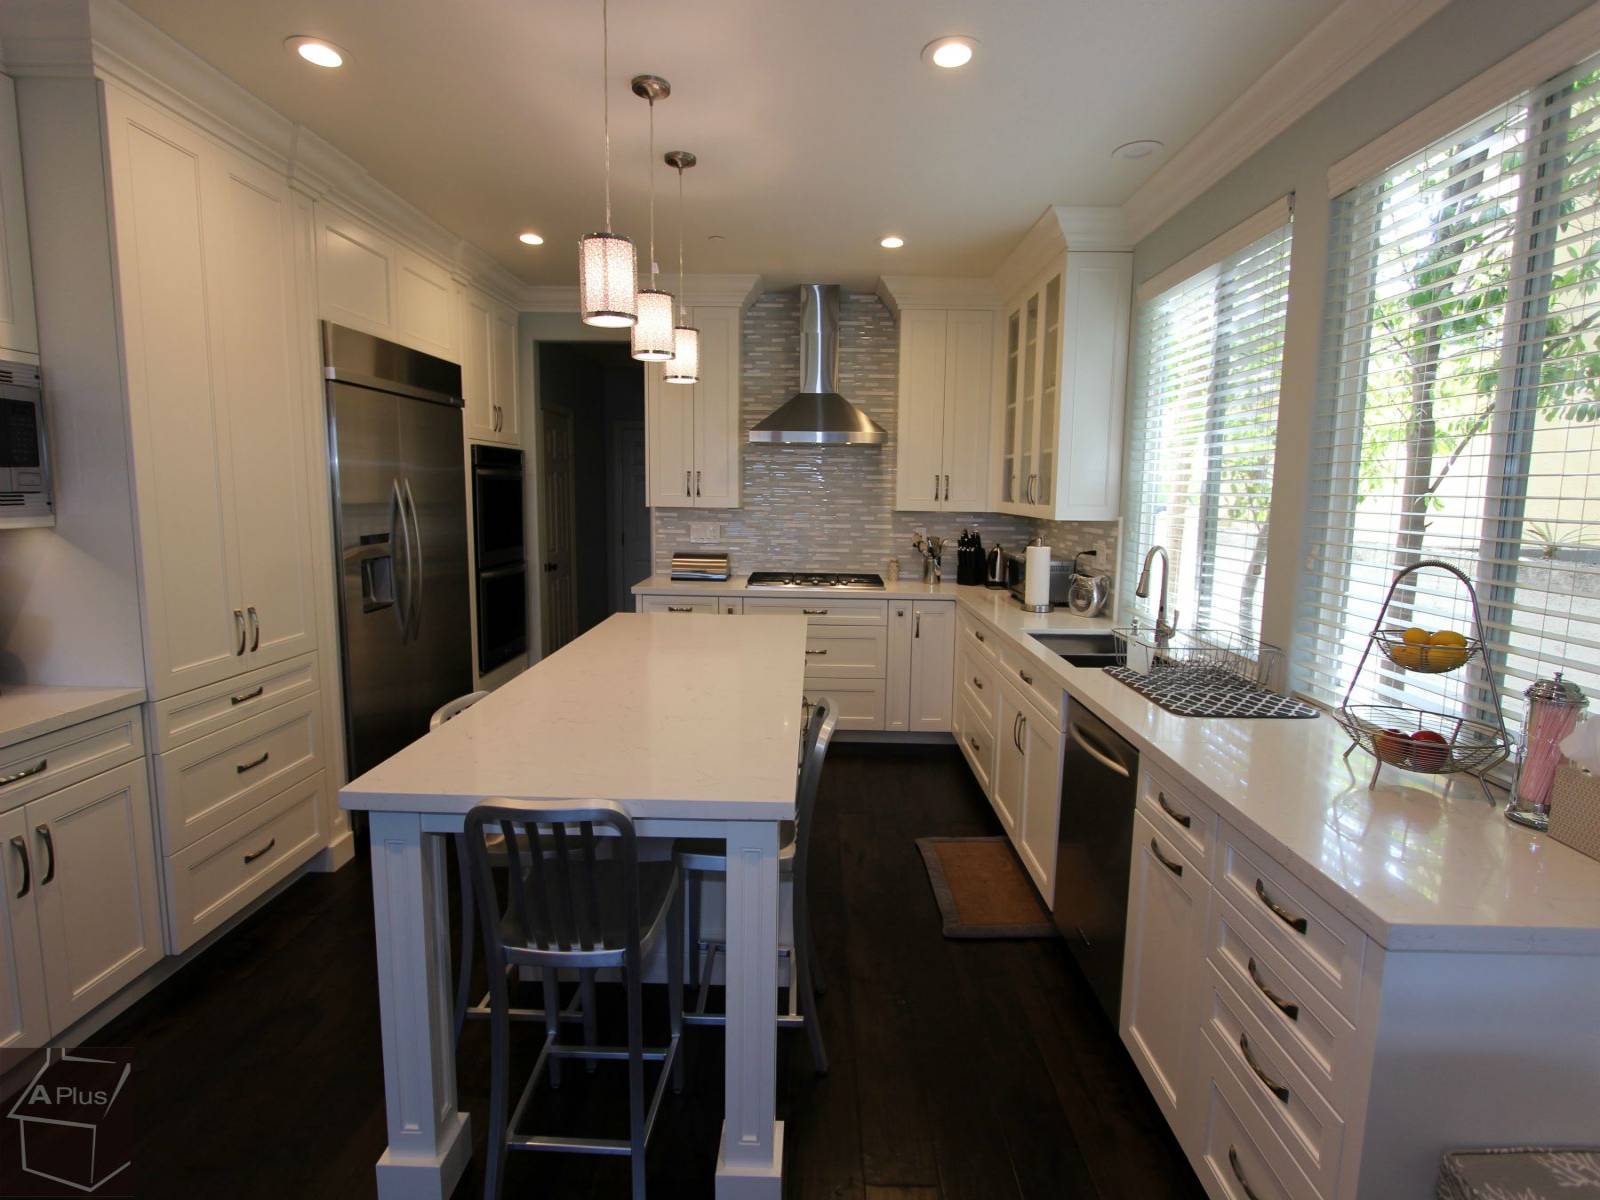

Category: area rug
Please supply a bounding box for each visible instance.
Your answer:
[915,836,1056,938]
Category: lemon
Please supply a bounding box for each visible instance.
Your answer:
[1429,629,1467,647]
[1401,627,1431,645]
[1426,645,1469,671]
[1391,644,1425,670]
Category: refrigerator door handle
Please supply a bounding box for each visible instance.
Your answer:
[391,478,413,642]
[402,476,423,641]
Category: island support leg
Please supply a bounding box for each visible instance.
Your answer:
[716,818,784,1198]
[368,811,472,1200]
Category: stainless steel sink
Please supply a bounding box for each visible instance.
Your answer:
[1029,632,1125,669]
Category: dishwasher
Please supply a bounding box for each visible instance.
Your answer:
[1054,698,1139,1024]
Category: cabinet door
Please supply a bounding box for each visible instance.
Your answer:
[0,74,39,359]
[211,149,317,671]
[941,310,992,511]
[460,286,497,440]
[1016,287,1041,510]
[316,204,396,335]
[30,762,163,1031]
[691,307,741,508]
[0,806,49,1050]
[490,303,520,444]
[1122,811,1206,1133]
[1032,275,1063,511]
[908,601,955,732]
[394,247,457,360]
[645,366,695,507]
[885,600,914,731]
[999,307,1021,505]
[1053,252,1132,520]
[894,310,947,511]
[992,687,1026,836]
[103,87,245,698]
[1017,704,1061,903]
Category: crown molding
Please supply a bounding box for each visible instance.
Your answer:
[992,206,1130,302]
[1121,0,1450,242]
[875,276,1000,316]
[680,273,764,309]
[522,286,580,313]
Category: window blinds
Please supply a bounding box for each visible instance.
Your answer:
[1298,58,1600,727]
[1120,208,1294,644]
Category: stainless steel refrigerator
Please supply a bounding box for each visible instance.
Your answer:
[325,322,472,778]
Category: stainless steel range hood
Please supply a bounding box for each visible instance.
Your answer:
[748,284,887,445]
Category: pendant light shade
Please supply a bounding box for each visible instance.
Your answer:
[665,323,700,384]
[632,288,676,359]
[579,232,637,327]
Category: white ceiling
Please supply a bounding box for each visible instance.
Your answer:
[123,0,1342,289]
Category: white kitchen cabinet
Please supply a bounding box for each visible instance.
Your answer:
[0,805,49,1052]
[461,285,520,445]
[993,686,1026,837]
[1016,701,1060,901]
[0,73,39,360]
[103,86,319,699]
[28,760,163,1031]
[886,601,913,730]
[996,253,1130,520]
[315,202,458,361]
[908,601,955,732]
[1121,811,1207,1134]
[646,305,741,508]
[893,308,992,512]
[639,596,716,614]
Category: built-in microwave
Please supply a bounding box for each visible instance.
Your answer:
[0,359,51,528]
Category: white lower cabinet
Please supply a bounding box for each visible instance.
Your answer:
[0,805,48,1051]
[907,601,955,732]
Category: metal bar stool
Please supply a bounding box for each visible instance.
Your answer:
[464,798,685,1200]
[676,695,837,1075]
[432,693,592,1046]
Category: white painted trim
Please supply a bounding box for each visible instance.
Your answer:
[876,276,999,315]
[1122,0,1450,241]
[993,206,1130,306]
[1136,195,1293,303]
[1327,1,1600,196]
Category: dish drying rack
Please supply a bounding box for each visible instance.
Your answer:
[1333,559,1511,802]
[1112,624,1283,689]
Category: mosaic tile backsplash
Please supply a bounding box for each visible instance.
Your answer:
[651,290,1117,596]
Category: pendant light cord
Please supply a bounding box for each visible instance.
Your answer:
[676,164,686,320]
[647,100,657,284]
[602,0,612,232]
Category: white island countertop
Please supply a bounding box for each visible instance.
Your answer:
[0,684,147,751]
[341,612,808,820]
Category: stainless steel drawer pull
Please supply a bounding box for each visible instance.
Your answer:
[236,752,270,774]
[248,605,260,652]
[1018,669,1033,685]
[972,676,984,690]
[1227,1147,1261,1200]
[1238,1033,1290,1103]
[10,836,28,899]
[36,826,54,885]
[234,609,247,655]
[1247,957,1300,1021]
[1150,838,1183,877]
[974,630,985,643]
[1156,791,1191,828]
[805,648,828,656]
[243,837,277,865]
[966,735,981,754]
[1255,878,1309,934]
[685,470,692,497]
[802,608,828,615]
[666,606,695,613]
[1,759,47,788]
[231,686,265,706]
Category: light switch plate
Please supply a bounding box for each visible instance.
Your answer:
[689,522,720,544]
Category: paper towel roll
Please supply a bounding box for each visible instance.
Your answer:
[1024,543,1052,611]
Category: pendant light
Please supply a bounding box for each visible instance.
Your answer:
[578,0,636,327]
[663,150,700,385]
[629,75,675,361]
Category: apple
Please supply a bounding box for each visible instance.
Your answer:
[1408,729,1450,771]
[1374,728,1411,765]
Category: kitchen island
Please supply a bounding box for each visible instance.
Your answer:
[340,612,808,1200]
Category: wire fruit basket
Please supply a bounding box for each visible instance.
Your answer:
[1111,626,1282,688]
[1336,560,1512,803]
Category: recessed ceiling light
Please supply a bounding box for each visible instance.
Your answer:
[1112,139,1164,160]
[286,36,347,69]
[922,36,976,69]
[518,231,544,246]
[880,235,905,249]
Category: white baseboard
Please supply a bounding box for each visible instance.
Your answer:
[307,829,356,873]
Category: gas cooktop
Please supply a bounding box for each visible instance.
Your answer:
[746,571,886,590]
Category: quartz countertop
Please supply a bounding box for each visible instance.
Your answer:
[0,685,147,751]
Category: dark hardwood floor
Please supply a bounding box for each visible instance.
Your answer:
[87,743,1203,1199]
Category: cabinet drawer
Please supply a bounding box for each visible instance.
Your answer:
[801,679,884,731]
[1195,1032,1315,1200]
[0,707,144,812]
[954,689,996,794]
[155,693,322,853]
[148,654,317,751]
[802,626,886,679]
[1137,765,1216,874]
[1217,823,1364,1022]
[165,771,325,951]
[958,646,998,727]
[639,596,717,614]
[1208,893,1356,1108]
[1201,962,1344,1198]
[996,642,1062,729]
[744,597,887,625]
[958,611,1000,663]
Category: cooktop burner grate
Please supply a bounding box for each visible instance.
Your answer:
[746,571,886,590]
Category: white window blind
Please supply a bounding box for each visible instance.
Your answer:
[1299,57,1600,728]
[1120,208,1294,644]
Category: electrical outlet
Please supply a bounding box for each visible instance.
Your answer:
[689,522,720,544]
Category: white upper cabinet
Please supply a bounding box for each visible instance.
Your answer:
[0,74,38,360]
[996,252,1131,520]
[894,309,948,510]
[315,203,459,361]
[461,284,520,446]
[646,305,742,509]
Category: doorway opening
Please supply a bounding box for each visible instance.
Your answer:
[536,342,647,654]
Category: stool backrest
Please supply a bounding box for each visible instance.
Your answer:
[464,799,640,966]
[793,696,838,881]
[431,691,490,729]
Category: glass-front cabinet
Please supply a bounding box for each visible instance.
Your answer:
[994,252,1131,521]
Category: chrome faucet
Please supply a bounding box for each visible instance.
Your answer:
[1134,544,1178,643]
